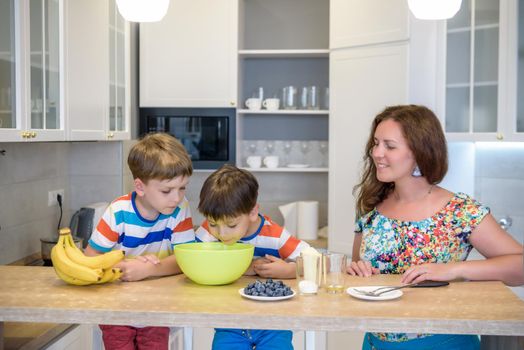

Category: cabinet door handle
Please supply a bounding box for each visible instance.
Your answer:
[496,133,503,140]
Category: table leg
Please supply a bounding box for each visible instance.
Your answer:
[481,335,524,350]
[0,321,4,350]
[305,331,326,350]
[183,327,193,350]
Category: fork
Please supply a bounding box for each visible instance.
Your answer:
[353,280,449,297]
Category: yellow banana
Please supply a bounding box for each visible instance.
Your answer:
[53,266,93,286]
[64,234,124,269]
[110,268,123,282]
[51,234,102,282]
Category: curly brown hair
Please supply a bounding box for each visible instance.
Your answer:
[127,133,193,182]
[354,105,448,216]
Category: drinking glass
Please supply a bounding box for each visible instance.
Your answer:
[282,141,293,166]
[307,86,319,110]
[282,86,297,110]
[318,141,328,167]
[299,141,310,164]
[265,140,275,155]
[300,87,308,110]
[321,252,347,294]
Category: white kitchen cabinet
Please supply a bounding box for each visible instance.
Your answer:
[328,44,408,255]
[66,0,130,141]
[330,0,409,49]
[139,0,238,108]
[0,0,130,142]
[438,0,523,142]
[0,0,65,142]
[46,324,93,350]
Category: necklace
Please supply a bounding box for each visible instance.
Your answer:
[393,184,435,201]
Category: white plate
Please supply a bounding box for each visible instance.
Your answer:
[287,164,310,168]
[238,288,296,301]
[346,286,403,301]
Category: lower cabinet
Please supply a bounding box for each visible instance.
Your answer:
[46,325,93,350]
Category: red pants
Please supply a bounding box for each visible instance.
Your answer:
[99,325,169,350]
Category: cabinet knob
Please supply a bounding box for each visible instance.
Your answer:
[496,133,503,140]
[31,132,37,138]
[21,131,28,138]
[108,132,114,138]
[230,101,235,106]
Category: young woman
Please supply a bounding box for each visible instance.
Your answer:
[347,105,524,350]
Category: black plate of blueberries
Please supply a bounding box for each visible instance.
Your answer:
[239,279,296,301]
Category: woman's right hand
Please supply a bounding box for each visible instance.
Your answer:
[347,260,380,277]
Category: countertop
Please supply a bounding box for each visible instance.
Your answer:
[1,266,523,336]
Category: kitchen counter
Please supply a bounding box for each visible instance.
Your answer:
[1,266,523,348]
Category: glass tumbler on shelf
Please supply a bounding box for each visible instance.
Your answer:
[300,87,309,110]
[282,141,293,166]
[307,86,319,110]
[299,141,310,164]
[323,87,329,110]
[282,86,297,110]
[318,141,328,167]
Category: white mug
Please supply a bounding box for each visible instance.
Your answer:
[246,155,262,169]
[263,155,279,168]
[245,98,262,111]
[262,98,280,111]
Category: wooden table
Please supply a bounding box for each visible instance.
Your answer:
[0,266,523,349]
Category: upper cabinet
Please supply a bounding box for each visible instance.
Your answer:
[330,0,409,49]
[0,0,130,142]
[0,0,65,142]
[66,0,130,141]
[439,0,523,141]
[139,0,238,108]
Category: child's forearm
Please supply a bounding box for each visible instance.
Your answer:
[148,254,183,278]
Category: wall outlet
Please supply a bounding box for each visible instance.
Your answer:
[48,189,65,207]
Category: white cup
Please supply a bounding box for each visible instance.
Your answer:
[263,155,279,168]
[246,155,262,169]
[262,98,280,111]
[245,98,262,111]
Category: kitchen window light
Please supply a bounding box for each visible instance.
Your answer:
[408,0,462,20]
[116,0,169,22]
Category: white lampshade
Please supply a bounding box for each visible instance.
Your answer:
[408,0,462,20]
[116,0,170,23]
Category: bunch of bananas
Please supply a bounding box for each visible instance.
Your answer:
[51,228,125,286]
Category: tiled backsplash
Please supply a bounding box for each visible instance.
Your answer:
[0,141,123,264]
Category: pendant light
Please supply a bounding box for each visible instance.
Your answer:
[408,0,462,20]
[116,0,170,23]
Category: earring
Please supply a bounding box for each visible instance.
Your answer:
[412,165,422,177]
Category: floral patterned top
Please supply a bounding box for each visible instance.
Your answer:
[355,192,489,342]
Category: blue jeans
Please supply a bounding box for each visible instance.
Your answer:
[212,328,293,350]
[362,332,480,350]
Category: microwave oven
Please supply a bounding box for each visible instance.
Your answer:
[139,108,236,169]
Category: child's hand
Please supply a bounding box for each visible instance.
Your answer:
[117,258,156,281]
[244,257,271,276]
[253,255,295,279]
[346,260,380,277]
[136,254,160,265]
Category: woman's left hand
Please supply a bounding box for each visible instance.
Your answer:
[401,263,458,284]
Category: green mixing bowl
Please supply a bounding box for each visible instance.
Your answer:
[174,242,254,285]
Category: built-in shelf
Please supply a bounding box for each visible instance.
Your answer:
[239,167,328,173]
[238,109,329,115]
[447,23,499,34]
[238,49,329,58]
[446,81,498,88]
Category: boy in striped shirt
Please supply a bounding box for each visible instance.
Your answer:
[86,133,195,350]
[196,164,310,349]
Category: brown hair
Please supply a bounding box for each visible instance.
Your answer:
[198,164,258,221]
[127,133,193,182]
[354,105,448,216]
